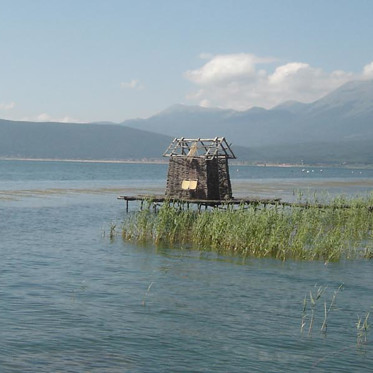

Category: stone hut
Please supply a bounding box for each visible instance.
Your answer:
[163,137,236,200]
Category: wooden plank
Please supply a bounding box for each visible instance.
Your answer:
[163,137,236,159]
[118,195,373,211]
[117,195,281,205]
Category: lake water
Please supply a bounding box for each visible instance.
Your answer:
[1,160,373,372]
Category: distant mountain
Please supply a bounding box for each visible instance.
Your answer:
[0,119,172,160]
[1,79,372,165]
[272,100,309,114]
[124,79,373,147]
[123,104,297,147]
[293,80,373,143]
[305,79,373,117]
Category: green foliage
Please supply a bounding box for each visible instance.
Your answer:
[121,194,373,261]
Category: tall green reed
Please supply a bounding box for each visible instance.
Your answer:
[121,193,373,261]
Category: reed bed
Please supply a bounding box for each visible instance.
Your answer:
[121,194,373,261]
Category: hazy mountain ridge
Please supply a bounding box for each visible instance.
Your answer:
[124,79,373,147]
[124,105,298,147]
[0,119,172,160]
[1,79,372,165]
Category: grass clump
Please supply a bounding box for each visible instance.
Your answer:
[121,194,373,261]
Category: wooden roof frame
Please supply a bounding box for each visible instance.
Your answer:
[163,137,236,160]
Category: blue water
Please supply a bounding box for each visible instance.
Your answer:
[1,160,373,372]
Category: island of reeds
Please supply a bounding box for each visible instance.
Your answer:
[120,194,373,261]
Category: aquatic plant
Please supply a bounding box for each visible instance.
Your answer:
[109,222,117,241]
[357,312,370,346]
[301,284,372,371]
[121,194,373,261]
[301,284,344,336]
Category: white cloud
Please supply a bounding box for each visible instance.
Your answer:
[363,62,373,78]
[36,113,52,122]
[185,53,275,86]
[0,101,16,110]
[184,53,367,110]
[33,113,86,123]
[0,104,84,123]
[120,79,144,90]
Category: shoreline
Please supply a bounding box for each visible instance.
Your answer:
[0,157,372,169]
[0,157,168,165]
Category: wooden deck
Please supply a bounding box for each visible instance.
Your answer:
[118,194,282,212]
[117,195,373,212]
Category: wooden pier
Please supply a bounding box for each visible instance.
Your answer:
[118,195,373,213]
[118,195,282,212]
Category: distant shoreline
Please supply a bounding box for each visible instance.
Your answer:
[0,157,168,165]
[0,157,372,169]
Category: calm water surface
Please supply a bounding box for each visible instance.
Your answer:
[1,160,373,372]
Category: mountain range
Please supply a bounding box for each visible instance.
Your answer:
[0,120,171,161]
[1,79,373,165]
[123,79,373,147]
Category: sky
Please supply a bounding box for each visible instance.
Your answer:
[1,0,373,123]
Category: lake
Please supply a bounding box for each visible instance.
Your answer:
[1,160,372,372]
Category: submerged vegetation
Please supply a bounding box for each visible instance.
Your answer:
[300,283,371,370]
[120,193,373,261]
[301,284,344,336]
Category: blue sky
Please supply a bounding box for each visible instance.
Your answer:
[1,0,373,123]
